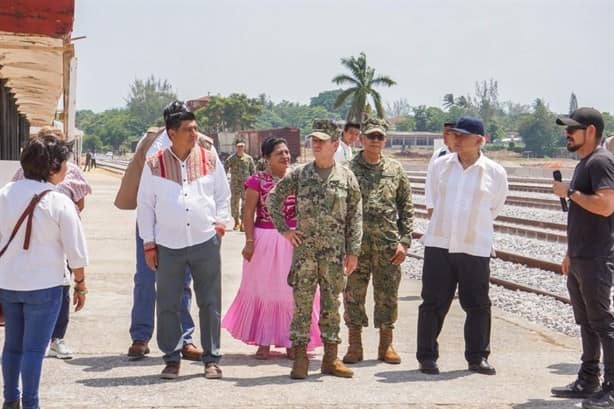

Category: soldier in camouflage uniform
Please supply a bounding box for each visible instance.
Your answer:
[266,120,362,380]
[255,156,268,172]
[224,139,256,230]
[342,117,414,366]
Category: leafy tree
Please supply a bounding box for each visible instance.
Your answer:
[332,52,396,122]
[82,133,103,151]
[195,94,263,132]
[386,98,412,119]
[413,105,447,132]
[394,115,415,132]
[603,112,614,135]
[474,79,500,138]
[125,75,177,133]
[310,89,351,119]
[569,92,578,114]
[518,98,561,155]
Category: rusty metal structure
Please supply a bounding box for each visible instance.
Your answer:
[0,0,76,160]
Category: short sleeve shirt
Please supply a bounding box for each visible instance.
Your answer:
[567,147,614,259]
[244,172,297,229]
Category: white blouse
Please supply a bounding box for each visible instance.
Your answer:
[0,179,88,291]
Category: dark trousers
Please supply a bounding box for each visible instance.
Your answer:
[568,257,614,381]
[156,237,222,364]
[417,246,492,364]
[51,285,70,340]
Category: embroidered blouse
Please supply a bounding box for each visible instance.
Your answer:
[244,171,296,229]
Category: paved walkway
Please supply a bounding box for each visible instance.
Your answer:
[2,170,584,408]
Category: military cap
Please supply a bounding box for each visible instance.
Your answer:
[307,119,340,140]
[234,138,247,146]
[362,117,390,136]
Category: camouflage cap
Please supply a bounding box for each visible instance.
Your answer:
[235,138,246,146]
[307,119,340,140]
[362,117,390,136]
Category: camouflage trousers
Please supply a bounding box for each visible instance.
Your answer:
[230,184,245,220]
[288,254,345,347]
[343,243,402,329]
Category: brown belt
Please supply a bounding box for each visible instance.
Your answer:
[0,189,52,258]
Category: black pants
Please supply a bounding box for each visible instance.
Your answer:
[568,257,614,381]
[417,246,492,364]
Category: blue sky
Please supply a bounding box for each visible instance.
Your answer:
[73,0,614,114]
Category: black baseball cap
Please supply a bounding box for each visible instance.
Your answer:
[449,116,484,136]
[556,107,604,137]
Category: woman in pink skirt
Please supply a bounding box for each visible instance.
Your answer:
[222,138,321,359]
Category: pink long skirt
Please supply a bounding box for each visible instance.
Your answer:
[222,227,322,350]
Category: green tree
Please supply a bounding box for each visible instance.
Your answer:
[569,92,578,114]
[125,75,177,132]
[518,98,561,156]
[603,112,614,135]
[310,89,351,119]
[195,94,263,132]
[332,52,396,123]
[394,115,415,132]
[413,105,446,132]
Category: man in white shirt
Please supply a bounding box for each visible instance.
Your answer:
[137,102,231,380]
[416,116,508,376]
[334,122,360,164]
[425,122,456,216]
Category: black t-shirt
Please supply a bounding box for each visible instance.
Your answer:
[568,147,614,258]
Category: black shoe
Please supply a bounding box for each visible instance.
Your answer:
[419,360,440,375]
[582,382,614,409]
[2,400,20,409]
[468,358,496,375]
[551,378,601,399]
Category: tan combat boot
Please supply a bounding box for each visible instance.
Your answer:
[290,345,309,379]
[378,327,401,364]
[232,218,240,231]
[321,343,353,378]
[342,326,363,364]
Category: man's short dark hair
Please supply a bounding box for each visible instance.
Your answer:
[20,135,71,181]
[163,100,196,131]
[344,122,360,132]
[443,122,455,128]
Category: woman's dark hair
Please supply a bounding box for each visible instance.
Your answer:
[20,135,71,181]
[261,137,287,158]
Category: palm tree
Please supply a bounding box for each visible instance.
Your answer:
[332,52,396,123]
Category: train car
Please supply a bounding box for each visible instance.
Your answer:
[238,127,301,162]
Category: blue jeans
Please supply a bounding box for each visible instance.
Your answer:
[0,286,62,409]
[130,226,195,344]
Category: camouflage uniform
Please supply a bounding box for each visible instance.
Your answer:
[224,153,255,220]
[266,161,362,346]
[344,151,413,330]
[255,157,268,172]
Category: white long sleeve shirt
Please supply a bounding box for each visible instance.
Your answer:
[137,145,231,250]
[334,140,353,164]
[423,152,508,257]
[0,180,88,290]
[425,146,451,209]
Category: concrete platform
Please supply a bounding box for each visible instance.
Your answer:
[1,170,584,408]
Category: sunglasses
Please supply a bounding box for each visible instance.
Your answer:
[565,126,587,134]
[365,133,385,141]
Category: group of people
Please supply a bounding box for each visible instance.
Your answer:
[1,101,612,409]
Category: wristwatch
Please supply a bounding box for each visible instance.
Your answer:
[567,188,576,198]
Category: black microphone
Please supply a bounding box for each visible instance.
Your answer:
[553,170,568,212]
